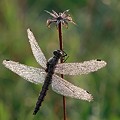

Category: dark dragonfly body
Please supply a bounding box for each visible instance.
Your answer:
[33,50,63,115]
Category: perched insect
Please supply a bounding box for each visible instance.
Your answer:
[3,29,107,115]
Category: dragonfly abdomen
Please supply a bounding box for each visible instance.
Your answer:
[33,73,52,115]
[33,50,63,115]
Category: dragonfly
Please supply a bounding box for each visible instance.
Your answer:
[3,29,107,115]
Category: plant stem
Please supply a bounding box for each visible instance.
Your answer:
[58,23,66,120]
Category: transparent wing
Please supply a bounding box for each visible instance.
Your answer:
[27,28,47,68]
[3,60,47,84]
[52,74,93,102]
[55,59,107,75]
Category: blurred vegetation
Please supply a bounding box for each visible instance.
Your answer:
[0,0,120,120]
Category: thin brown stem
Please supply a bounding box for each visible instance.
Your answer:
[58,23,66,120]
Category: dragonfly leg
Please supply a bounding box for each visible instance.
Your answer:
[61,50,69,63]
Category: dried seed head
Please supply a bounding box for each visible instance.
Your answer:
[45,10,76,28]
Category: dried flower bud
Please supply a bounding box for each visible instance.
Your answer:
[45,10,76,28]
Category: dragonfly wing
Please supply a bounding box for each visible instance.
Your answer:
[3,60,47,84]
[55,59,107,75]
[27,28,47,68]
[52,74,93,102]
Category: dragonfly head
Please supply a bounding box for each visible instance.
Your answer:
[53,50,62,57]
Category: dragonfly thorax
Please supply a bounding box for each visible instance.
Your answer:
[45,50,62,73]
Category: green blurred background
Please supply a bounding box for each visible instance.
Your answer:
[0,0,120,120]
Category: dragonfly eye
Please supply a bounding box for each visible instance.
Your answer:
[53,50,62,56]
